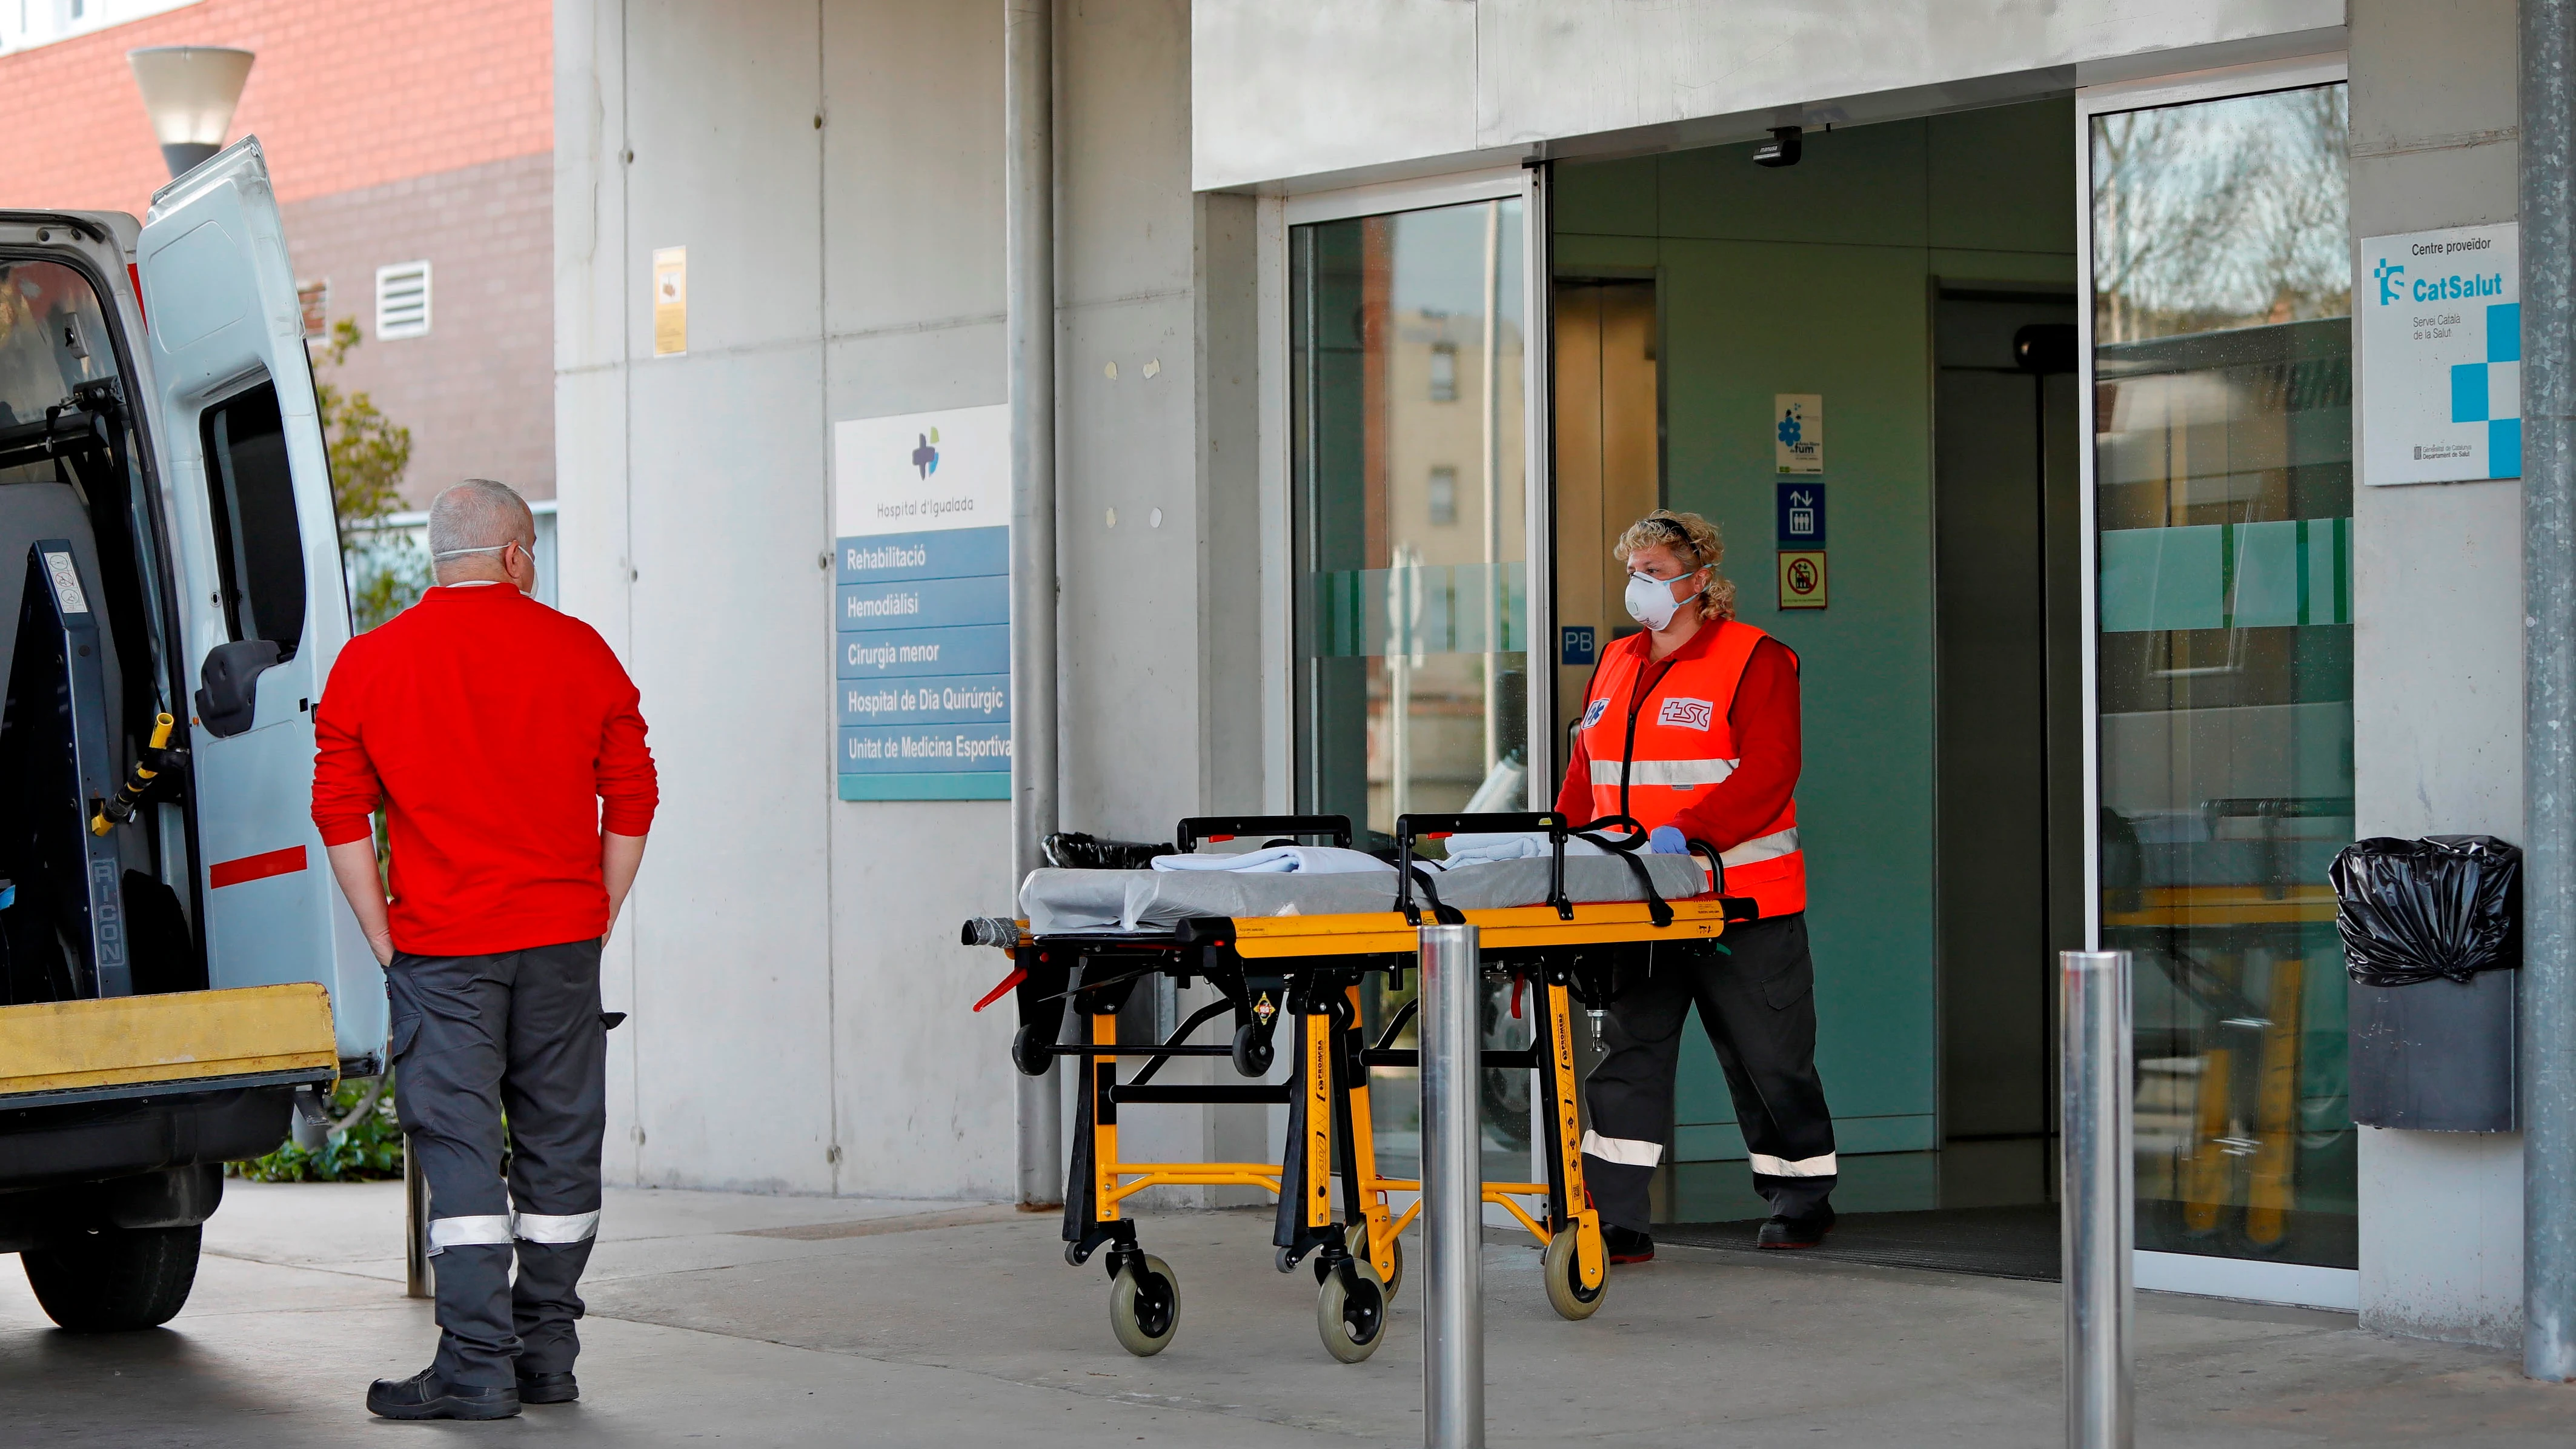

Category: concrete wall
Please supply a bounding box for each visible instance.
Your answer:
[556,0,1246,1201]
[2348,0,2525,1348]
[1192,0,2345,192]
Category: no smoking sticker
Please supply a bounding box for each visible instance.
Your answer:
[1778,549,1827,610]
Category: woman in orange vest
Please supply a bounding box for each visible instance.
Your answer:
[1558,509,1839,1261]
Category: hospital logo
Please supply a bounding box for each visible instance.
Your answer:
[911,427,941,478]
[1579,699,1608,731]
[2374,258,2405,305]
[1658,696,1715,732]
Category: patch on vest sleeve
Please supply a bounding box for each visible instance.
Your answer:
[1579,699,1608,731]
[1656,696,1716,731]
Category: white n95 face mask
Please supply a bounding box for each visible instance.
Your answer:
[1625,569,1695,630]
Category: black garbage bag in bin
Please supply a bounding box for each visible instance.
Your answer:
[2334,835,2521,1132]
[2330,834,2521,987]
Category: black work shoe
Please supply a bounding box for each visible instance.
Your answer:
[366,1367,521,1420]
[1758,1205,1837,1250]
[1605,1225,1656,1264]
[517,1370,580,1405]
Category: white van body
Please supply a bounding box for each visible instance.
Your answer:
[0,138,376,1330]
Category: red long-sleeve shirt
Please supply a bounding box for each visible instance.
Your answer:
[1554,631,1801,851]
[311,583,658,956]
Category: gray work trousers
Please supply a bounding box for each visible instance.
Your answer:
[388,938,606,1388]
[1581,913,1838,1231]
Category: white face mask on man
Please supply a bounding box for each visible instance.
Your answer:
[1624,567,1701,631]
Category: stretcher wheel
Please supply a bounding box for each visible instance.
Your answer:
[1230,1022,1272,1077]
[1542,1227,1605,1321]
[1346,1221,1403,1301]
[1316,1259,1387,1363]
[1012,1023,1052,1078]
[1109,1254,1180,1356]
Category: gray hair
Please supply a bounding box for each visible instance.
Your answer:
[427,479,534,563]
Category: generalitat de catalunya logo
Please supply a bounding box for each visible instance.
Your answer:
[911,427,940,478]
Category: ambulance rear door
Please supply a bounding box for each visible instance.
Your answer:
[133,137,381,1068]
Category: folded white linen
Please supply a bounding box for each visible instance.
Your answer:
[1149,845,1396,875]
[1433,831,1612,867]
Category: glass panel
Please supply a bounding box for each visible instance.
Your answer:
[1292,197,1530,1179]
[2091,84,2355,1268]
[202,379,307,655]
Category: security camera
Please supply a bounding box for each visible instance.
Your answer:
[1754,126,1802,168]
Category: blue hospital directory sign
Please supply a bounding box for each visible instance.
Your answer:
[833,404,1012,800]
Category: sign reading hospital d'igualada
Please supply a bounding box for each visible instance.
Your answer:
[2359,222,2521,486]
[832,404,1011,800]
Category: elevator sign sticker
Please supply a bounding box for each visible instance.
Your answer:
[2360,223,2520,485]
[1774,394,1822,474]
[832,403,1012,801]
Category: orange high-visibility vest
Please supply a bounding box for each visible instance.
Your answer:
[1575,618,1805,917]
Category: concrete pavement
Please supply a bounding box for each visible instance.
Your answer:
[1,1179,2569,1445]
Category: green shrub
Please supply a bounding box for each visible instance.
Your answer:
[230,1072,404,1183]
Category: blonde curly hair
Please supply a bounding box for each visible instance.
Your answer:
[1613,509,1736,624]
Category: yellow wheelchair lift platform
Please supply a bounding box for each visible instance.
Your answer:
[966,811,1739,1363]
[0,981,338,1105]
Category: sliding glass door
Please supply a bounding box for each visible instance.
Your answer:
[2087,80,2357,1270]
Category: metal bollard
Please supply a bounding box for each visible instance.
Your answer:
[403,1136,433,1299]
[2061,950,2134,1449]
[1419,923,1484,1448]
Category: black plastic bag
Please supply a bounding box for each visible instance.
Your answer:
[2330,835,2521,987]
[1040,832,1172,870]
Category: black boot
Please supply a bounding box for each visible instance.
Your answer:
[518,1370,580,1404]
[1605,1225,1656,1264]
[367,1367,521,1421]
[1757,1203,1837,1249]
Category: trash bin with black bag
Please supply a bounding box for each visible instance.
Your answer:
[2332,835,2520,1132]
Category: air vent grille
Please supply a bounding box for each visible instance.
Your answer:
[374,261,431,340]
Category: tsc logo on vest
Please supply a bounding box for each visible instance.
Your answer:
[1579,699,1608,731]
[1657,697,1715,732]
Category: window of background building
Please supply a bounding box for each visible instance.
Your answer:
[1427,466,1458,525]
[2090,81,2354,1271]
[374,261,431,340]
[0,0,199,55]
[296,279,329,342]
[1428,342,1458,402]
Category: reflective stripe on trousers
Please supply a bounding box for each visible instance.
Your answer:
[428,1215,515,1253]
[1580,1129,1665,1168]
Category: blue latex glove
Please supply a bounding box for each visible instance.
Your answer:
[1647,825,1687,855]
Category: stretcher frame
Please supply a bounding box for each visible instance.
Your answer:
[971,811,1746,1361]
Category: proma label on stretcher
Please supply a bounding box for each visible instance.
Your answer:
[832,405,1012,801]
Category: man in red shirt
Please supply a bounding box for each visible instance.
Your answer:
[1559,509,1837,1264]
[313,479,657,1421]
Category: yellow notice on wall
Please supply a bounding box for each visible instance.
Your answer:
[1778,549,1827,609]
[652,247,687,357]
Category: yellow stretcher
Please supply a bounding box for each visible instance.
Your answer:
[964,811,1743,1362]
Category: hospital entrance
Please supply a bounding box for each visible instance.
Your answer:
[1290,86,2359,1282]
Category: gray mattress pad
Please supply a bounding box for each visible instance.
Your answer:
[1018,854,1708,934]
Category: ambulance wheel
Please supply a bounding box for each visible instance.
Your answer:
[1542,1227,1605,1321]
[1012,1024,1052,1078]
[1316,1258,1387,1363]
[22,1225,201,1331]
[1230,1023,1272,1078]
[1108,1254,1179,1356]
[1346,1221,1403,1301]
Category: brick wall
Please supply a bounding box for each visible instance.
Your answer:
[287,150,554,503]
[0,0,553,507]
[0,0,551,216]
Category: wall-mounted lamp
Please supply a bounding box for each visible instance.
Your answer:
[127,46,256,179]
[1754,125,1803,168]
